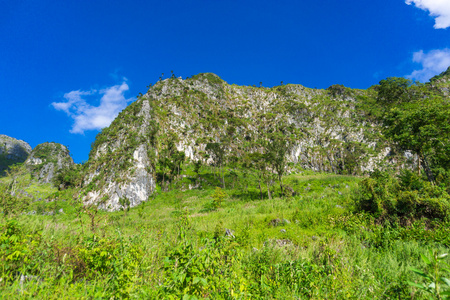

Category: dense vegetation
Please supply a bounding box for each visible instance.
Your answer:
[1,70,450,298]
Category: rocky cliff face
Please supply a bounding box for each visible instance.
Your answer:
[0,134,32,174]
[82,73,392,210]
[429,66,450,96]
[25,142,74,183]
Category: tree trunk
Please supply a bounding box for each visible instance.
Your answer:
[422,155,435,183]
[279,175,283,198]
[418,153,422,176]
[267,181,272,200]
[259,179,262,200]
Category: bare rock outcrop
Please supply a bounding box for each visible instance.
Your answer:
[25,142,74,183]
[0,134,32,174]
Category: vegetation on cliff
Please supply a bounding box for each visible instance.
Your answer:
[1,68,450,298]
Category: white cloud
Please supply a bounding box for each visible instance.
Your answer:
[406,0,450,29]
[407,48,450,82]
[52,82,132,134]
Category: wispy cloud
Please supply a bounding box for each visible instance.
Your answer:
[52,81,132,134]
[406,0,450,29]
[407,48,450,82]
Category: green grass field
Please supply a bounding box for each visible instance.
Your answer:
[1,171,449,299]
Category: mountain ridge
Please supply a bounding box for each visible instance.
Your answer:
[81,73,392,210]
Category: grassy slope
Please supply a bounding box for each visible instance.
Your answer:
[2,170,449,299]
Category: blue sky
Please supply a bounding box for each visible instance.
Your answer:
[1,0,449,163]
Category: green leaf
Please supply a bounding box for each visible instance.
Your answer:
[410,267,428,278]
[407,281,426,289]
[440,277,450,286]
[421,253,431,265]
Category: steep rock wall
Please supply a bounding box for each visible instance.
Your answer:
[25,142,74,183]
[82,73,391,210]
[0,134,32,174]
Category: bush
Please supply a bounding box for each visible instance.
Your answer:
[354,170,450,221]
[0,220,41,281]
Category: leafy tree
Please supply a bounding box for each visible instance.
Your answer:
[206,142,227,188]
[265,123,299,197]
[383,96,450,182]
[158,134,186,191]
[54,164,83,190]
[243,152,266,200]
[377,77,425,106]
[119,197,131,217]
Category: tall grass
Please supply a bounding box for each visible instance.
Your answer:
[1,171,449,298]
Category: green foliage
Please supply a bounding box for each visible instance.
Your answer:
[430,66,450,82]
[201,187,227,212]
[0,219,40,280]
[157,134,186,191]
[377,77,422,105]
[1,171,450,298]
[408,250,450,299]
[161,237,243,299]
[0,164,31,218]
[191,73,223,85]
[53,164,83,189]
[5,72,450,297]
[383,96,450,183]
[211,187,226,209]
[354,170,450,221]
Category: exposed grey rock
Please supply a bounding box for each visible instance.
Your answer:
[84,144,155,211]
[25,142,74,183]
[225,228,235,238]
[275,239,292,247]
[80,72,420,210]
[0,134,32,174]
[269,218,281,227]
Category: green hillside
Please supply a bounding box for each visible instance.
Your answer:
[1,69,450,298]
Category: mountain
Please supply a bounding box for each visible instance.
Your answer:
[429,66,450,96]
[81,73,393,210]
[0,134,32,174]
[25,142,74,183]
[0,134,74,183]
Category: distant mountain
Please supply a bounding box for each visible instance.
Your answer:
[0,134,74,183]
[0,134,32,174]
[25,142,74,183]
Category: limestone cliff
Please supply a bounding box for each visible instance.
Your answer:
[25,142,74,183]
[0,134,32,174]
[82,73,391,210]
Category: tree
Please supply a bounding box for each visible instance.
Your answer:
[377,77,418,105]
[158,134,186,191]
[383,94,450,182]
[54,164,83,190]
[265,123,299,197]
[206,142,227,188]
[243,152,271,200]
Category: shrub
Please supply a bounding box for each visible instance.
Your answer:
[0,220,41,281]
[354,170,450,221]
